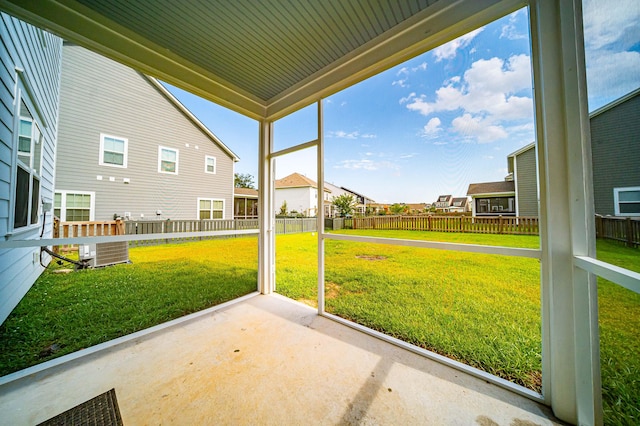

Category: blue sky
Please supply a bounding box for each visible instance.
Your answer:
[165,1,640,204]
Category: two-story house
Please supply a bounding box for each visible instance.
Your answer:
[274,173,331,217]
[0,15,62,324]
[434,195,453,212]
[55,44,238,222]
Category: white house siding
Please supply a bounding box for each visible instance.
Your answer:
[0,14,62,324]
[514,147,538,217]
[275,187,318,216]
[55,45,235,221]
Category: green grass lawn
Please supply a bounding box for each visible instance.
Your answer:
[0,237,258,376]
[1,230,637,424]
[276,231,639,425]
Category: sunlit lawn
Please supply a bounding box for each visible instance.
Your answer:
[276,230,639,425]
[0,236,258,376]
[1,229,637,424]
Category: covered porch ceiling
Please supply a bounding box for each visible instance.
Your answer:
[1,0,519,120]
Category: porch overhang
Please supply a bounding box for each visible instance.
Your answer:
[0,0,521,121]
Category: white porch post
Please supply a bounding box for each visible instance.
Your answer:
[530,0,601,424]
[258,119,275,294]
[317,100,325,315]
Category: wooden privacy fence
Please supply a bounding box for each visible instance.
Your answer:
[53,218,125,252]
[351,215,540,235]
[595,216,640,248]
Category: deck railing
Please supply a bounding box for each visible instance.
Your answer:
[53,218,125,252]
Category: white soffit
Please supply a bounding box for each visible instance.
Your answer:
[0,0,522,120]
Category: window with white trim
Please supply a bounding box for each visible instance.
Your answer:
[198,198,224,219]
[99,134,128,167]
[205,155,216,174]
[13,99,43,230]
[158,146,178,174]
[54,191,95,222]
[614,187,640,217]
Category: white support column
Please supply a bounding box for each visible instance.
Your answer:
[317,100,325,315]
[258,119,275,294]
[530,0,601,424]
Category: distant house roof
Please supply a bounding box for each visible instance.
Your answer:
[275,172,330,191]
[589,87,640,119]
[144,76,240,162]
[451,197,468,207]
[406,203,427,211]
[507,142,535,158]
[340,186,374,202]
[467,181,515,196]
[437,195,452,202]
[234,187,258,198]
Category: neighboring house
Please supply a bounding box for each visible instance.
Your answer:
[467,142,537,217]
[466,181,516,216]
[274,172,330,217]
[434,195,452,212]
[0,15,62,324]
[590,88,640,217]
[449,197,470,213]
[406,203,428,214]
[324,182,375,217]
[55,44,238,222]
[234,188,258,219]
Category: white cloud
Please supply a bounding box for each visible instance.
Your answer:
[392,79,408,87]
[333,159,399,171]
[582,0,639,51]
[405,54,534,143]
[399,92,416,104]
[421,117,442,136]
[412,62,427,72]
[399,153,419,159]
[328,130,376,139]
[500,10,527,40]
[582,0,640,107]
[432,28,483,62]
[451,114,508,143]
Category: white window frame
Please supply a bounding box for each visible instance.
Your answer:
[158,146,179,174]
[205,155,216,174]
[54,190,95,222]
[11,80,44,232]
[197,197,225,220]
[99,133,128,168]
[613,186,640,217]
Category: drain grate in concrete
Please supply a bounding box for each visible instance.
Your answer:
[37,388,123,426]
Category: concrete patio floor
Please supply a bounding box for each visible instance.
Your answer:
[0,293,561,425]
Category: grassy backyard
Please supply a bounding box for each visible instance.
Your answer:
[0,237,258,376]
[0,230,637,424]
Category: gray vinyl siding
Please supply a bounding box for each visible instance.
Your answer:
[515,147,538,217]
[591,93,640,216]
[0,13,62,324]
[56,45,235,221]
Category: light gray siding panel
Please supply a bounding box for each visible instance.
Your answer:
[515,147,538,217]
[0,12,62,324]
[591,93,640,216]
[56,45,235,221]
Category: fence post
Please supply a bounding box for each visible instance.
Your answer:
[626,217,634,248]
[498,215,504,234]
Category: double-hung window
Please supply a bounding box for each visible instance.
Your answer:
[54,191,94,221]
[614,187,640,217]
[99,134,128,167]
[198,198,224,219]
[159,146,178,174]
[14,99,43,229]
[205,156,216,174]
